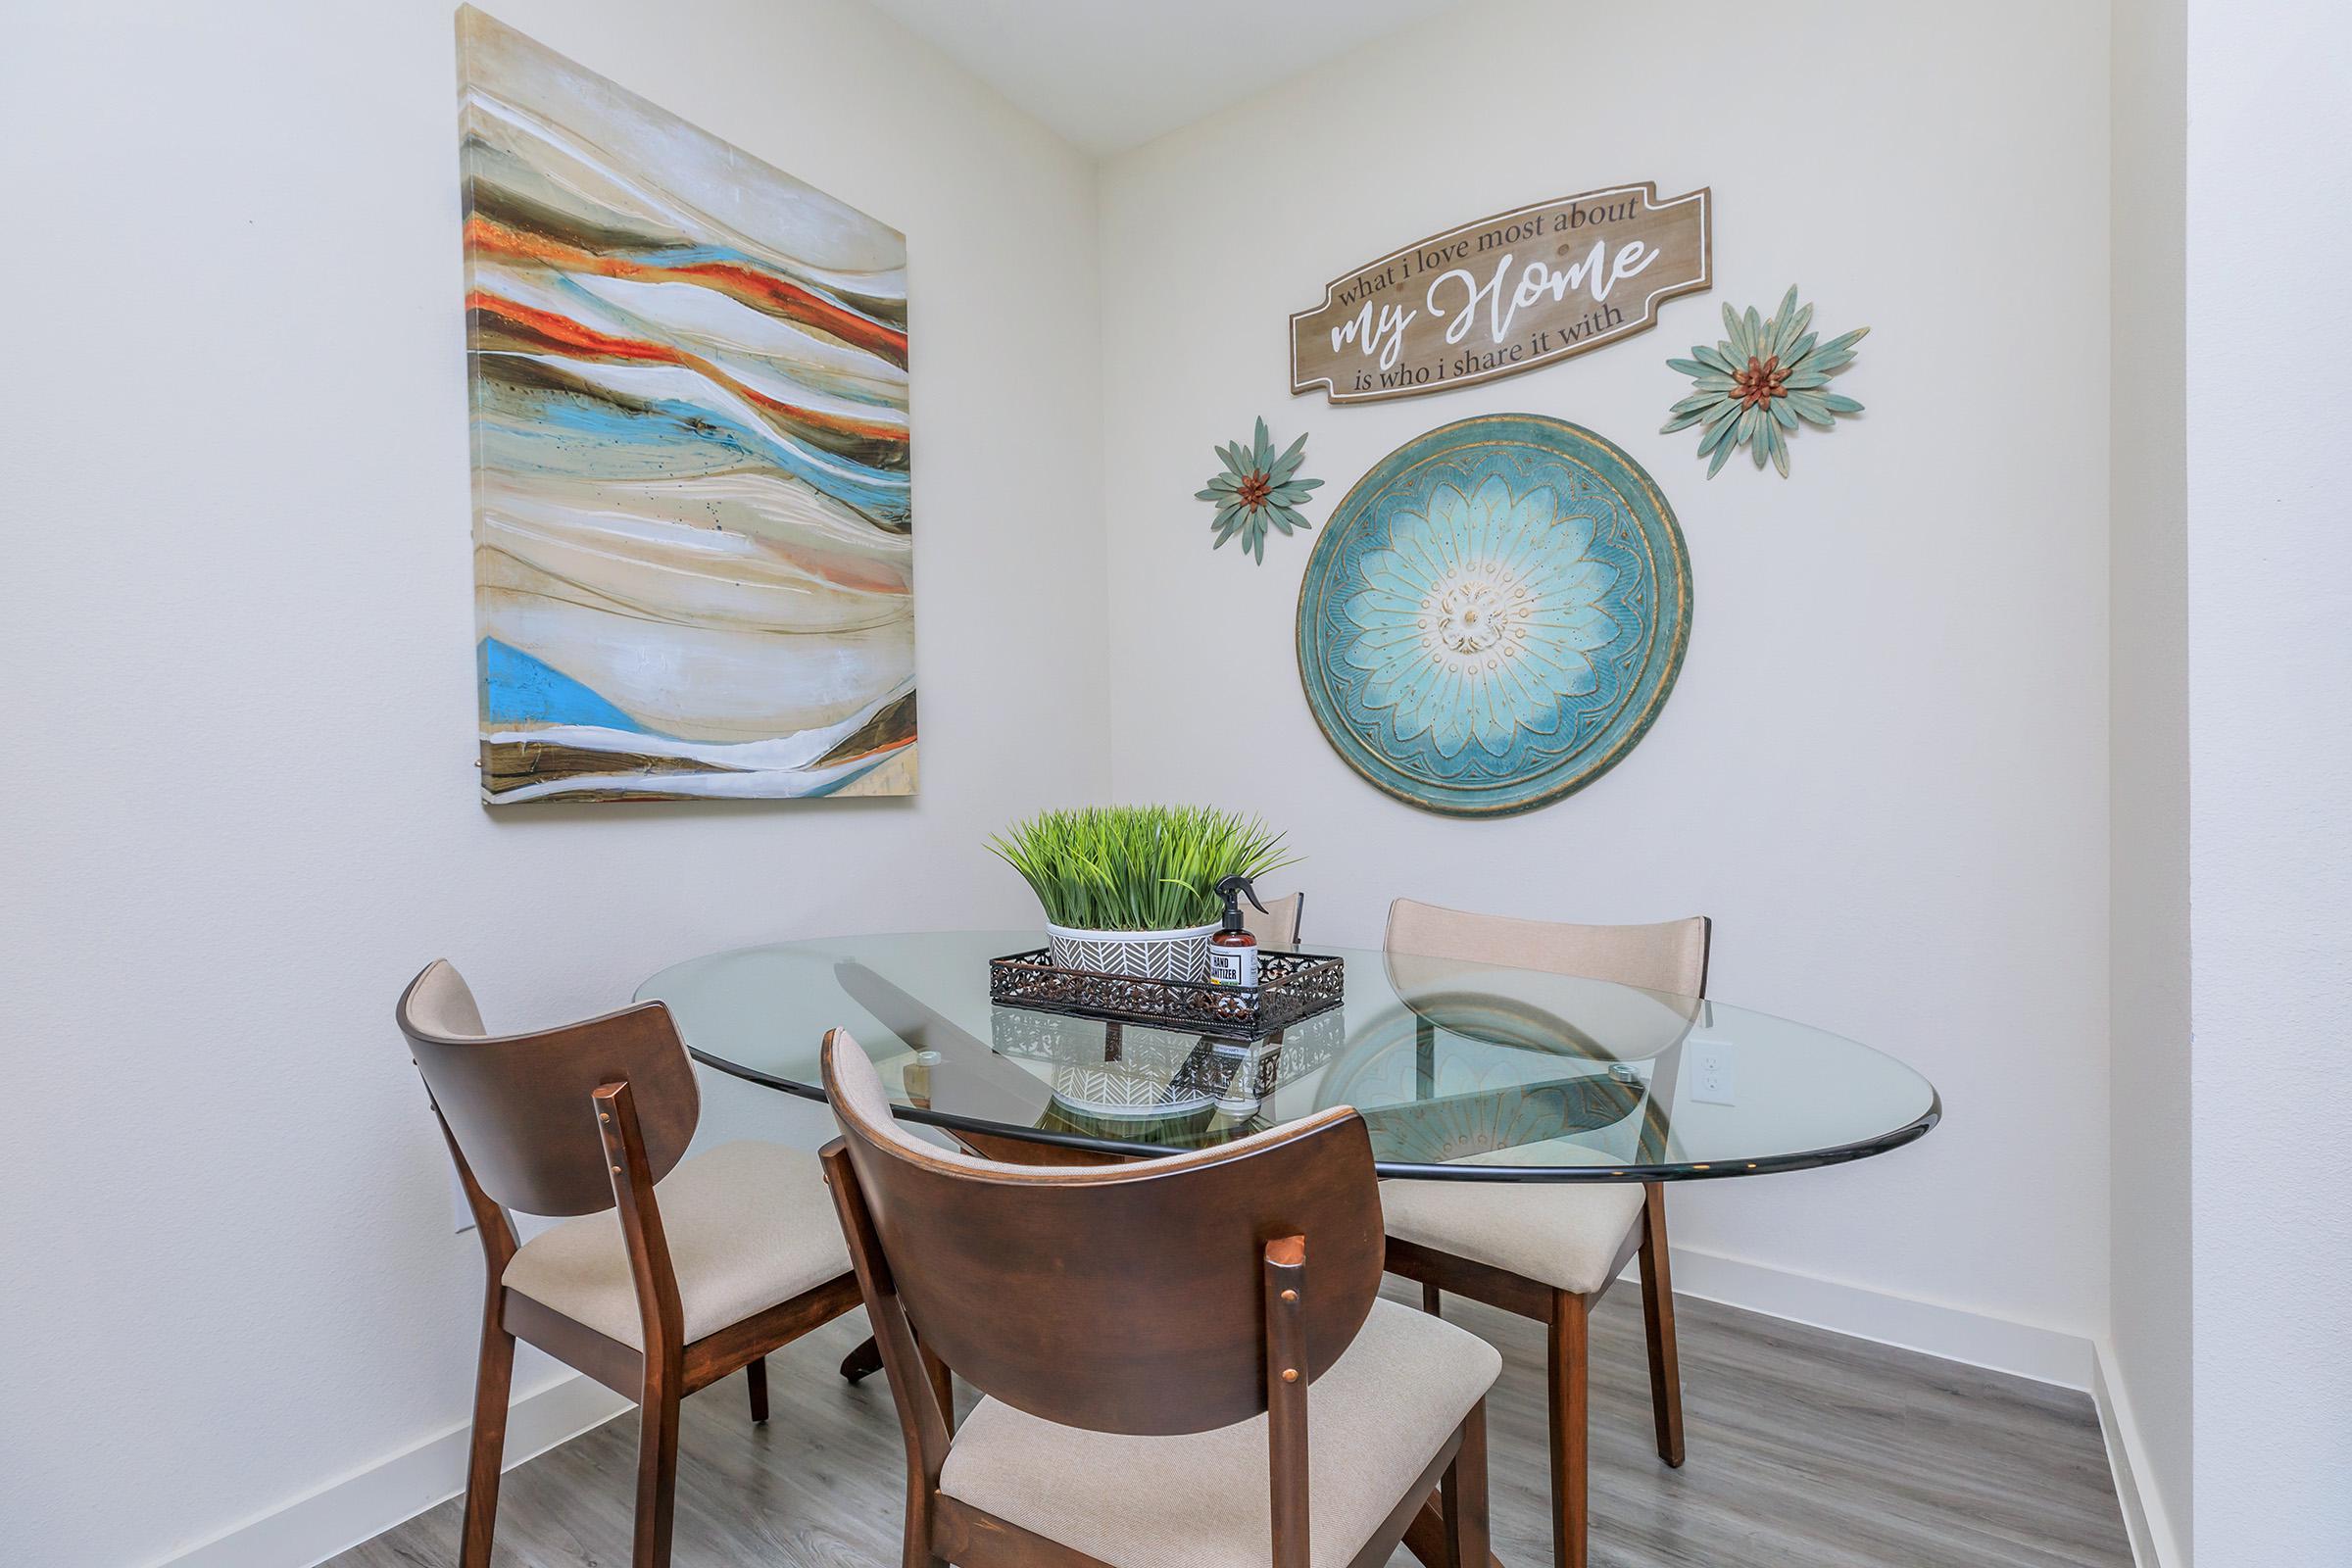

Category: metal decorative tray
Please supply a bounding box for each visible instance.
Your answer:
[987,948,1346,1041]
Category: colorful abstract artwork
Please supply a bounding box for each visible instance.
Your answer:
[459,8,913,804]
[1296,416,1691,816]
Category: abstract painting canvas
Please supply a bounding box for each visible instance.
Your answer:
[459,8,914,803]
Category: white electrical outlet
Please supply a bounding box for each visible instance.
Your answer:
[1691,1044,1737,1104]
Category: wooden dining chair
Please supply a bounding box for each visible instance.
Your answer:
[1376,899,1712,1568]
[1241,889,1306,949]
[397,960,861,1568]
[818,1026,1501,1568]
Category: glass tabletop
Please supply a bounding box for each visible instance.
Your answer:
[637,930,1939,1182]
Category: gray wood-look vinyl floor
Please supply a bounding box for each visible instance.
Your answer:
[330,1285,2132,1568]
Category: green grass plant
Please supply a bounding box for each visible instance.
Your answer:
[988,805,1298,931]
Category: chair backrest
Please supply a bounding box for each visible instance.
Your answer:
[823,1029,1383,1436]
[1385,898,1711,998]
[1240,889,1305,949]
[396,959,701,1217]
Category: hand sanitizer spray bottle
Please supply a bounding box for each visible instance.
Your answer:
[1208,874,1269,989]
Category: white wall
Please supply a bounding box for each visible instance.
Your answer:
[1099,0,2113,1343]
[2184,0,2352,1558]
[2106,0,2193,1557]
[31,1,2343,1561]
[0,3,1103,1563]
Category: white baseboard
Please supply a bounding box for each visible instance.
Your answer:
[1629,1245,2098,1391]
[150,1371,632,1568]
[156,1250,2111,1568]
[2091,1343,2185,1568]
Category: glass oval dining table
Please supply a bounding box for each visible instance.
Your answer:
[640,929,1941,1568]
[636,929,1940,1182]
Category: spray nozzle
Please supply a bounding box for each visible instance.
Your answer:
[1215,874,1268,931]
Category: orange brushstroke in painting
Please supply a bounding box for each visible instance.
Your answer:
[466,214,908,368]
[469,290,909,449]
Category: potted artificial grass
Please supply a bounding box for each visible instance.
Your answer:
[989,805,1295,981]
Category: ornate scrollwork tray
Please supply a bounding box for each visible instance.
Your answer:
[987,948,1345,1041]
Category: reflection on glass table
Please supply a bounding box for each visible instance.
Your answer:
[638,931,1939,1182]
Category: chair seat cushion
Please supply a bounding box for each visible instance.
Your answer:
[502,1141,849,1349]
[939,1298,1500,1568]
[1381,1168,1644,1297]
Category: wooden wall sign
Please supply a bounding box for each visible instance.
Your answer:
[1290,182,1710,405]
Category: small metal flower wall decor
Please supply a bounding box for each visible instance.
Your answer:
[1198,417,1323,563]
[1662,287,1868,477]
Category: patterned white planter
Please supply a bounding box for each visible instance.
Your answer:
[1045,921,1221,982]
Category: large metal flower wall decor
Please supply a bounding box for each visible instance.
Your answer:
[1662,287,1868,477]
[1198,417,1323,563]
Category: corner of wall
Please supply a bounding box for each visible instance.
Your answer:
[2094,1340,2188,1568]
[2104,0,2193,1554]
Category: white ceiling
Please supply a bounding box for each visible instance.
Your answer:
[863,0,1464,157]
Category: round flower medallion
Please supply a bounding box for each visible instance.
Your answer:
[1296,415,1692,816]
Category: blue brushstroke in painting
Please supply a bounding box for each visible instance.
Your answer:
[478,387,908,523]
[479,638,649,733]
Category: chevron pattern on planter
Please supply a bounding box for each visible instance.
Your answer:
[1045,924,1217,982]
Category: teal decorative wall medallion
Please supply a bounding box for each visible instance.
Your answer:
[1662,286,1867,477]
[1295,415,1691,817]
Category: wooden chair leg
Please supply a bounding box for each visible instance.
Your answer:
[632,1379,682,1568]
[746,1355,770,1425]
[1422,1281,1443,1316]
[1440,1398,1491,1568]
[840,1333,884,1382]
[1637,1184,1687,1468]
[901,1464,945,1568]
[922,1343,956,1436]
[457,1317,514,1568]
[1547,1292,1591,1568]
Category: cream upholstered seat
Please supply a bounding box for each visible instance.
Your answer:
[1387,900,1708,994]
[503,1140,851,1348]
[1381,1153,1644,1297]
[1220,894,1663,1299]
[1238,890,1305,949]
[941,1298,1495,1568]
[1377,900,1704,1296]
[1377,898,1711,1568]
[399,958,863,1568]
[821,1024,1499,1568]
